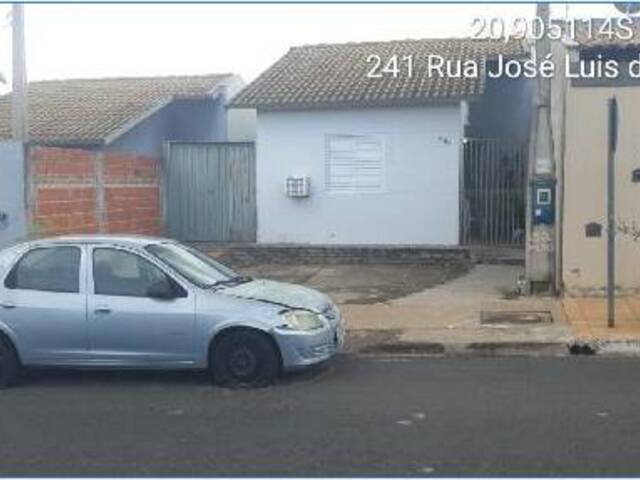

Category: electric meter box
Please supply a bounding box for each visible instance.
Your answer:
[532,179,555,225]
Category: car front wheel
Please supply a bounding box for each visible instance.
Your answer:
[210,329,280,388]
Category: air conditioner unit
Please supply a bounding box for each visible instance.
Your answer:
[285,176,311,198]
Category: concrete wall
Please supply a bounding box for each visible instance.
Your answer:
[168,98,228,142]
[0,142,27,248]
[256,105,462,245]
[227,108,257,142]
[107,96,229,157]
[550,41,569,294]
[562,85,640,294]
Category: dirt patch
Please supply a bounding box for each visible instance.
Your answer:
[223,262,469,305]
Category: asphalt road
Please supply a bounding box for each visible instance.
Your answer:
[2,355,640,475]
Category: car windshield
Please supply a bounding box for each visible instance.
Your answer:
[145,243,239,288]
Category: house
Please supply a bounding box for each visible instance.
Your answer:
[0,73,251,240]
[549,20,640,294]
[0,73,246,155]
[231,38,530,246]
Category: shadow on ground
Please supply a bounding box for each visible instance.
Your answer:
[15,361,335,389]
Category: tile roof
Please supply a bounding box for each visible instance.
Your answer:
[230,38,527,110]
[0,74,234,146]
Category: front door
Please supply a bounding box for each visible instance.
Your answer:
[0,245,88,364]
[87,246,196,366]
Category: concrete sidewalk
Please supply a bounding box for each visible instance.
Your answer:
[211,249,576,356]
[344,265,573,355]
[563,295,640,353]
[206,246,640,356]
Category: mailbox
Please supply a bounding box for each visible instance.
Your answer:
[532,179,555,225]
[585,222,602,238]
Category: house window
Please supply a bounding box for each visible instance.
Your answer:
[326,134,385,193]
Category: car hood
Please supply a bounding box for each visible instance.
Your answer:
[218,279,329,313]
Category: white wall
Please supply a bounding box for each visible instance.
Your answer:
[227,108,257,142]
[226,76,256,142]
[0,141,26,248]
[256,105,462,245]
[562,85,640,294]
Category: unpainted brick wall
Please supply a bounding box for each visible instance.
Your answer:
[30,147,162,237]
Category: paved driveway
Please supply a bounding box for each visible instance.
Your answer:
[344,264,571,348]
[231,262,468,305]
[224,257,571,352]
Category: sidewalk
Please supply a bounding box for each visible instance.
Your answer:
[344,265,573,356]
[219,249,640,356]
[563,295,640,353]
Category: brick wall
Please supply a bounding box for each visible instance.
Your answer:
[30,147,162,237]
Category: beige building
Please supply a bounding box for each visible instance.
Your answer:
[551,34,640,296]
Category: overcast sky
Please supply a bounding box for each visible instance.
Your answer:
[0,3,621,92]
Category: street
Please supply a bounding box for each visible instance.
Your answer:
[1,355,640,475]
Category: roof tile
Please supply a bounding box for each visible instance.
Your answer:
[0,74,233,145]
[231,38,525,110]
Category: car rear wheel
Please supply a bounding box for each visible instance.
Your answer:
[0,338,20,389]
[210,330,280,388]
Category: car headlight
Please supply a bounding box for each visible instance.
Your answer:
[279,309,326,331]
[323,301,340,321]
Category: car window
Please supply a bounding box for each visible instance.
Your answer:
[5,246,81,293]
[93,248,173,297]
[145,243,236,287]
[0,246,22,275]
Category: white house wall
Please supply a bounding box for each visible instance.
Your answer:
[562,86,640,294]
[256,105,462,245]
[0,141,26,248]
[227,108,257,142]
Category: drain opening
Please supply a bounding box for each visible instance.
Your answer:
[480,310,553,325]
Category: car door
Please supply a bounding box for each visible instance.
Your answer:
[0,244,89,365]
[87,246,196,366]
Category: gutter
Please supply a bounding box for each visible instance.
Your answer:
[231,97,477,112]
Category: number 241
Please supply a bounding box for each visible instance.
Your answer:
[366,54,413,78]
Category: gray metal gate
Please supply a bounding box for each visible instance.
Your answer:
[164,142,256,242]
[460,138,528,246]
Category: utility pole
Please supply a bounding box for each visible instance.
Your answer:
[526,3,556,293]
[11,3,28,142]
[607,97,618,328]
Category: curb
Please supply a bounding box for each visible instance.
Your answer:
[356,340,569,357]
[348,330,640,358]
[357,340,640,357]
[570,340,640,356]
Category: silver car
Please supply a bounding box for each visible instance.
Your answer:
[0,235,344,388]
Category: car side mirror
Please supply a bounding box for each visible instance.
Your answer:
[147,280,175,300]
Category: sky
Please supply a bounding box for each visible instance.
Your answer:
[0,3,623,92]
